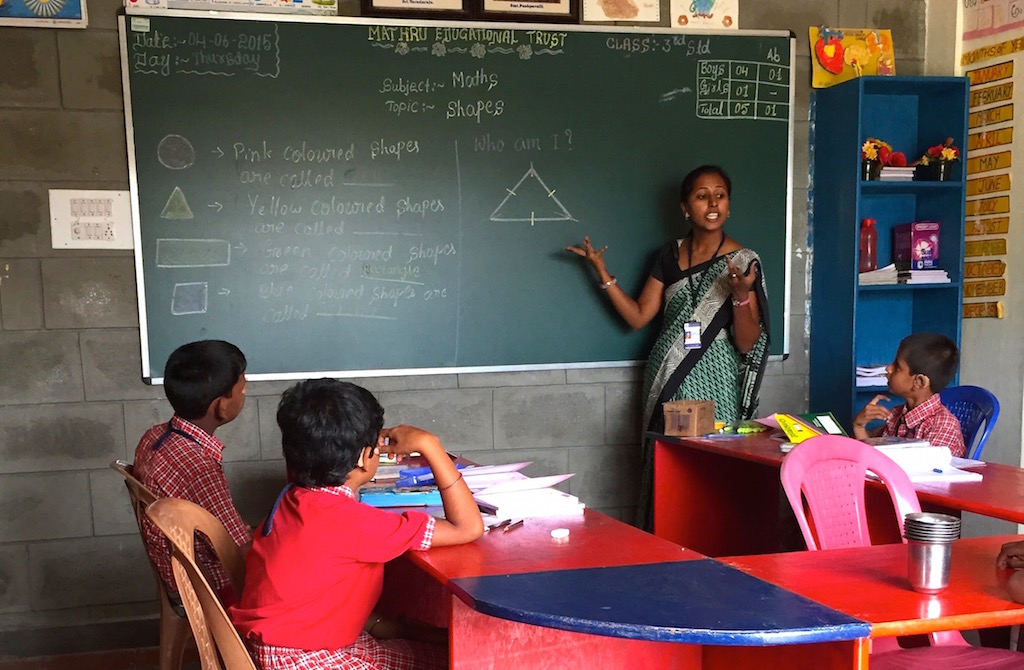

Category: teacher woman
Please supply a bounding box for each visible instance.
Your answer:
[566,165,770,530]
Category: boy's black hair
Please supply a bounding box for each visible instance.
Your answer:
[277,379,385,488]
[897,332,959,393]
[163,340,247,420]
[680,164,732,203]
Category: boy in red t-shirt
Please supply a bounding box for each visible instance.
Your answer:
[231,379,483,670]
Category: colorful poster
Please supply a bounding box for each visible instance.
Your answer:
[0,0,87,27]
[582,0,658,23]
[809,27,895,88]
[669,0,737,30]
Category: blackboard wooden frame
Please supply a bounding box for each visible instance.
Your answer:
[120,10,794,382]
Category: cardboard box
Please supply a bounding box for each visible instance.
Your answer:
[663,400,716,437]
[894,221,940,269]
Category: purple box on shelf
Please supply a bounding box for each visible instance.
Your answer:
[894,221,940,269]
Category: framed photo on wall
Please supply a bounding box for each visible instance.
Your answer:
[0,0,88,27]
[361,0,471,19]
[479,0,577,22]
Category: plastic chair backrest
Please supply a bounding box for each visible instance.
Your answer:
[939,385,1000,460]
[146,498,254,670]
[781,436,972,650]
[109,460,193,670]
[780,435,922,551]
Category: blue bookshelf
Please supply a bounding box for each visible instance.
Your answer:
[809,76,969,430]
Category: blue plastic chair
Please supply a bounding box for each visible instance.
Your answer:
[938,385,1000,460]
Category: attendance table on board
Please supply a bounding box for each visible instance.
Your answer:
[652,432,1024,556]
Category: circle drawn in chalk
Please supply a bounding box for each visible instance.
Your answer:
[158,135,196,170]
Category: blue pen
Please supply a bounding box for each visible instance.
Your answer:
[932,468,943,473]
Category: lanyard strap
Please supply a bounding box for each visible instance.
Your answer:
[686,230,726,292]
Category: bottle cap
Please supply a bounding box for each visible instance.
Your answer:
[551,528,570,541]
[862,217,876,226]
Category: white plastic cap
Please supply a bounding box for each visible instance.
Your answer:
[551,528,570,540]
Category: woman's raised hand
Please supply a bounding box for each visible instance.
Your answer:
[565,235,608,272]
[726,258,759,299]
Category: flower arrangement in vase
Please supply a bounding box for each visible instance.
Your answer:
[919,137,960,181]
[861,137,907,180]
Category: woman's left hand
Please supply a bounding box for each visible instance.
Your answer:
[726,258,759,300]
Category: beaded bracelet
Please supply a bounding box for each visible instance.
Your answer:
[600,277,618,290]
[439,472,463,491]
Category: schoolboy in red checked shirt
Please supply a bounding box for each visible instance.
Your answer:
[852,332,965,457]
[134,339,253,605]
[231,379,483,670]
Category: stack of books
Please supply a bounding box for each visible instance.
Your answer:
[858,263,899,285]
[899,268,950,284]
[856,365,888,387]
[879,166,917,181]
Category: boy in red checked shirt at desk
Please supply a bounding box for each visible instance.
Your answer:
[851,332,965,457]
[134,340,252,606]
[231,379,484,670]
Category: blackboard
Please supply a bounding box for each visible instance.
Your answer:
[120,12,794,380]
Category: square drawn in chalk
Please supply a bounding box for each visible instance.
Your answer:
[171,282,208,315]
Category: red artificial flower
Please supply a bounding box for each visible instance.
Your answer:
[888,152,907,167]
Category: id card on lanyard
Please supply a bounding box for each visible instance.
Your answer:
[683,321,702,350]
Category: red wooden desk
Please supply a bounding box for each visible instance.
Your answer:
[653,433,1024,556]
[379,510,870,669]
[721,535,1024,640]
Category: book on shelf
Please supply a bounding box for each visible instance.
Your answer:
[879,166,917,181]
[858,263,899,285]
[856,364,888,386]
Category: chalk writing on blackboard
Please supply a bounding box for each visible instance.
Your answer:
[129,22,280,77]
[695,60,790,121]
[490,163,576,225]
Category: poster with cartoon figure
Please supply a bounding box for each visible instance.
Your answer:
[809,27,895,88]
[0,0,86,27]
[669,0,737,30]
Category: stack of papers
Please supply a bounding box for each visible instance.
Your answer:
[856,365,888,387]
[865,438,983,483]
[474,486,585,521]
[899,268,950,284]
[362,462,586,519]
[879,166,917,181]
[859,263,899,285]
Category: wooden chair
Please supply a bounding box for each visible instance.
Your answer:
[146,497,254,670]
[110,460,193,670]
[781,436,1023,666]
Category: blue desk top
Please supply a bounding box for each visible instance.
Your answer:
[450,559,870,645]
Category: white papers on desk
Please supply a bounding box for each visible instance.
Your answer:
[472,472,583,520]
[474,486,585,521]
[868,442,983,483]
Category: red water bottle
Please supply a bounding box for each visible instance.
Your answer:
[859,218,877,272]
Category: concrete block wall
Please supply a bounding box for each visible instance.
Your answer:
[0,0,926,654]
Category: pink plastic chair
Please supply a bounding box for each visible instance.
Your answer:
[782,435,1022,665]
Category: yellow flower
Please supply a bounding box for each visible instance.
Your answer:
[862,141,878,161]
[940,147,958,161]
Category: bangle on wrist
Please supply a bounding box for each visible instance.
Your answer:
[731,296,751,307]
[439,472,463,491]
[368,616,383,635]
[600,276,617,290]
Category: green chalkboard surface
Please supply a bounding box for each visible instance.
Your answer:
[121,12,793,380]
